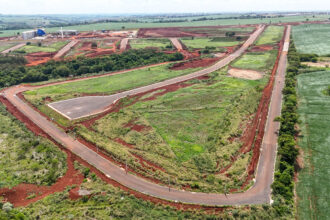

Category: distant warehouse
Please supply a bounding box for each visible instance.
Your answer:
[22,29,46,40]
[58,30,79,36]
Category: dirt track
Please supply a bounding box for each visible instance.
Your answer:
[1,25,291,206]
[120,38,129,51]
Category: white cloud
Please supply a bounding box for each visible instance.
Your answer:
[0,0,329,14]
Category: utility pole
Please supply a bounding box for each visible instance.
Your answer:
[168,176,171,192]
[125,158,128,174]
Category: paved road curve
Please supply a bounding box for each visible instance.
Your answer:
[49,25,265,120]
[2,25,291,205]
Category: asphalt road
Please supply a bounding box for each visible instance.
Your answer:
[54,40,79,59]
[2,25,291,205]
[49,25,265,120]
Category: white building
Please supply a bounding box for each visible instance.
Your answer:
[22,30,36,40]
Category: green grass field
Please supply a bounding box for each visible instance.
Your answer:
[0,14,327,37]
[25,64,202,102]
[293,24,330,56]
[129,38,171,50]
[0,42,18,52]
[232,50,277,71]
[181,37,241,49]
[296,71,330,220]
[15,41,68,54]
[0,103,67,188]
[256,25,284,45]
[75,66,270,192]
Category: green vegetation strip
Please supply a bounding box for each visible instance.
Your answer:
[181,37,241,49]
[232,50,278,71]
[129,38,172,50]
[256,26,284,45]
[16,41,69,54]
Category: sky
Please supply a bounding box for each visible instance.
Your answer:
[0,0,329,14]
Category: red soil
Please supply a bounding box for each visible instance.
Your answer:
[131,153,167,173]
[25,52,55,66]
[249,45,274,52]
[114,138,135,149]
[0,96,84,207]
[124,120,150,132]
[138,25,257,38]
[170,58,219,70]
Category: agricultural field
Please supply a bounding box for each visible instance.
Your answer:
[14,41,69,54]
[0,14,328,37]
[256,25,284,45]
[0,103,67,188]
[296,71,330,220]
[181,37,242,49]
[231,50,278,71]
[129,38,172,50]
[293,24,330,56]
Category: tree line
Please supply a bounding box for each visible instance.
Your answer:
[0,48,183,87]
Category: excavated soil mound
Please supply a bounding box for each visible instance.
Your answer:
[228,68,263,80]
[25,52,55,66]
[170,58,219,70]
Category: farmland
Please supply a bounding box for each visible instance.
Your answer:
[129,38,172,50]
[296,70,330,220]
[0,14,328,38]
[256,25,284,45]
[293,24,330,55]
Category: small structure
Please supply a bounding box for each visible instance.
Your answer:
[59,30,79,36]
[22,30,36,40]
[36,29,46,36]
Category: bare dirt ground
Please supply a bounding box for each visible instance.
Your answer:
[228,68,263,80]
[120,38,129,51]
[170,58,220,70]
[25,52,55,66]
[138,24,256,38]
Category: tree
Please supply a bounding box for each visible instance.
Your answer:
[2,202,13,212]
[54,65,70,77]
[91,42,97,49]
[121,26,125,30]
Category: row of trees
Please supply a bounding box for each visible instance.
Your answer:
[0,48,183,87]
[271,40,300,210]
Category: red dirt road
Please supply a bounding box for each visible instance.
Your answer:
[0,25,291,206]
